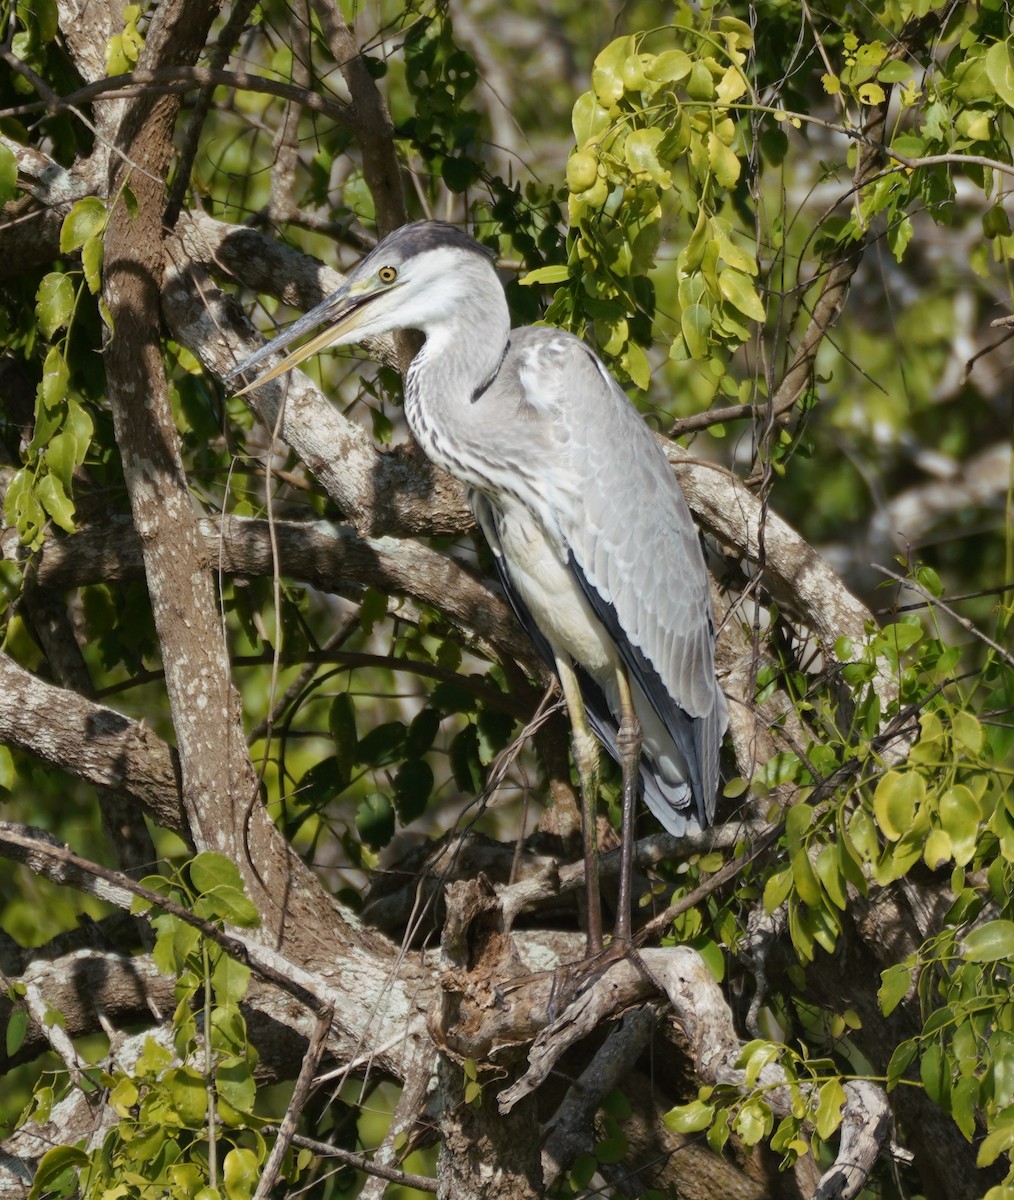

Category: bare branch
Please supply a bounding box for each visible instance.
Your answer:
[0,651,184,830]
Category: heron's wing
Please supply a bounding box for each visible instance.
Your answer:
[473,493,614,759]
[505,328,727,824]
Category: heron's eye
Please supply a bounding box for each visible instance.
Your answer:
[378,266,398,283]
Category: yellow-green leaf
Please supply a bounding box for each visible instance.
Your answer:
[60,196,106,253]
[646,49,691,83]
[718,269,765,322]
[707,132,740,188]
[82,233,104,293]
[857,82,886,105]
[716,64,748,105]
[0,144,17,205]
[567,150,598,193]
[939,785,980,866]
[985,40,1014,110]
[814,1079,846,1140]
[40,345,69,411]
[951,711,983,756]
[923,827,952,869]
[223,1147,260,1200]
[621,342,651,390]
[873,770,924,841]
[664,1098,714,1133]
[625,127,671,187]
[571,92,610,143]
[36,272,75,339]
[36,473,76,533]
[680,303,711,360]
[519,264,570,286]
[963,919,1014,962]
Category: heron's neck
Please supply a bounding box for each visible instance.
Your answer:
[403,302,511,482]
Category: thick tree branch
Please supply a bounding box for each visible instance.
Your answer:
[31,513,540,675]
[0,651,183,830]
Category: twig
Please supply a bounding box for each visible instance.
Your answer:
[252,1005,334,1200]
[0,823,329,1018]
[261,1128,437,1192]
[871,563,1014,670]
[0,66,353,125]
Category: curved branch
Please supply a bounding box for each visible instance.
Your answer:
[0,651,184,829]
[32,514,539,675]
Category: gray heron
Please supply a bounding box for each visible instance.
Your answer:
[227,221,727,951]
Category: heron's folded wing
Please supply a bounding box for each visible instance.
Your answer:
[511,330,727,822]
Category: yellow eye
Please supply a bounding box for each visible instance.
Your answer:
[378,265,398,283]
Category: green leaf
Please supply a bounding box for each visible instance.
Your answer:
[718,269,765,321]
[663,1098,714,1133]
[707,132,741,188]
[740,1039,779,1088]
[763,866,793,912]
[45,431,79,492]
[40,344,69,411]
[951,1072,978,1141]
[0,745,14,791]
[646,49,691,83]
[329,693,357,780]
[36,272,75,339]
[217,1057,256,1115]
[0,144,17,205]
[878,963,911,1016]
[625,127,671,187]
[939,785,981,866]
[951,711,983,756]
[393,758,433,823]
[878,60,912,84]
[873,770,925,841]
[28,1145,89,1197]
[680,303,711,359]
[857,82,886,105]
[571,92,610,143]
[36,473,76,533]
[406,707,440,757]
[518,264,570,286]
[194,884,260,927]
[733,1098,770,1146]
[814,845,847,910]
[223,1147,260,1200]
[621,341,651,390]
[814,1079,846,1140]
[985,40,1014,109]
[569,1153,597,1189]
[886,1039,917,1090]
[60,196,106,253]
[166,1065,208,1126]
[962,919,1014,962]
[211,950,251,1005]
[978,1123,1014,1168]
[82,233,104,294]
[920,1040,950,1108]
[190,851,245,896]
[356,792,395,849]
[5,1007,27,1057]
[356,720,407,767]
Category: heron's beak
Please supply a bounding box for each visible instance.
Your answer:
[226,276,389,395]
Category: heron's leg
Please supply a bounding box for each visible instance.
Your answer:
[554,655,603,954]
[613,666,642,944]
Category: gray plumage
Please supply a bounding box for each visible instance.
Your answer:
[227,221,727,836]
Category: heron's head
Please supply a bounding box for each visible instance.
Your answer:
[226,222,505,393]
